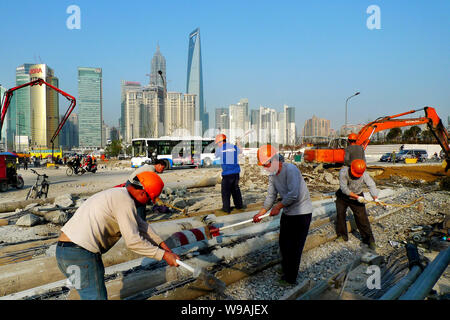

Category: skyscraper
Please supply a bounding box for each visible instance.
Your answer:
[303,115,330,137]
[186,28,206,135]
[215,108,229,131]
[121,81,141,140]
[15,64,33,144]
[29,64,60,148]
[78,67,103,148]
[150,44,166,88]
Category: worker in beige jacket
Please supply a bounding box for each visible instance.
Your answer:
[56,171,179,300]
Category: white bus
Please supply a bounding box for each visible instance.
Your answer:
[131,136,220,169]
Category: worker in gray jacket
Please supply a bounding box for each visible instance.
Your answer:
[253,145,312,286]
[336,159,380,251]
[344,133,366,167]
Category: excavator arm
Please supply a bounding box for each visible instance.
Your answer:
[0,78,76,156]
[355,106,450,171]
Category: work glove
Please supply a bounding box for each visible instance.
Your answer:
[374,198,381,206]
[357,196,366,203]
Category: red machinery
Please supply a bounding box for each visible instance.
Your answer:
[303,107,450,171]
[0,79,76,190]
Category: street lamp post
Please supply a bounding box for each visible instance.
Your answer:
[344,91,360,136]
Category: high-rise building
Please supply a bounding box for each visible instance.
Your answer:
[229,99,250,143]
[78,67,103,148]
[283,105,296,145]
[150,44,166,88]
[60,112,79,149]
[259,106,277,144]
[215,108,229,131]
[0,85,13,150]
[29,64,60,148]
[303,115,330,137]
[186,28,206,135]
[120,81,141,140]
[110,127,119,141]
[15,64,33,140]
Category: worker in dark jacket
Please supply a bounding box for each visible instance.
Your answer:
[336,159,380,251]
[215,134,244,214]
[344,133,366,167]
[253,145,312,286]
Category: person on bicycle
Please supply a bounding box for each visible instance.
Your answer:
[56,171,180,300]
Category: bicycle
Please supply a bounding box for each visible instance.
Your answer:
[26,169,50,200]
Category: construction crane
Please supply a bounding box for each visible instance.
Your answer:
[0,78,76,160]
[304,106,450,171]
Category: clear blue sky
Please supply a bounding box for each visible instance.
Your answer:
[1,0,449,130]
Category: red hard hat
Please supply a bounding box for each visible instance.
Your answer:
[136,171,164,202]
[350,159,366,178]
[215,134,226,144]
[257,145,278,166]
[348,133,358,141]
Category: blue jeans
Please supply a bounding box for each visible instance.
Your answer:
[56,243,107,300]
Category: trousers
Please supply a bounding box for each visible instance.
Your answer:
[279,213,312,284]
[221,173,243,212]
[56,242,107,300]
[335,189,375,244]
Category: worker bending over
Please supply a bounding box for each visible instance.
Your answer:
[215,134,245,214]
[335,159,379,251]
[56,171,179,300]
[344,133,366,167]
[253,145,312,286]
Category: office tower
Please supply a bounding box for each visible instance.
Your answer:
[229,99,250,143]
[215,108,229,131]
[15,64,33,141]
[78,67,103,148]
[0,85,13,150]
[303,115,330,137]
[282,105,296,145]
[150,44,166,88]
[124,86,165,142]
[259,106,277,144]
[29,64,60,148]
[110,127,119,141]
[250,109,260,145]
[182,94,196,135]
[60,112,79,149]
[186,28,206,135]
[120,81,141,140]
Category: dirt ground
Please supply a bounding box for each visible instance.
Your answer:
[370,164,450,183]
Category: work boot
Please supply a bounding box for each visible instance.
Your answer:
[336,234,348,242]
[217,208,231,215]
[368,241,377,251]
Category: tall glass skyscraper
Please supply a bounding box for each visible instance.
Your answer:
[78,67,103,148]
[15,64,33,139]
[150,44,166,88]
[186,28,206,135]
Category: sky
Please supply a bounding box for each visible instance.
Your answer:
[1,0,449,130]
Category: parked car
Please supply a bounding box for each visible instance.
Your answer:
[379,152,392,162]
[396,149,428,163]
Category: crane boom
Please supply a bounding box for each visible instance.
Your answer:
[0,79,76,157]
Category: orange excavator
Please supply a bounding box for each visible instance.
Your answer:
[303,106,450,171]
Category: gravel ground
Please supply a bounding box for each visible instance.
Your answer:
[198,186,450,300]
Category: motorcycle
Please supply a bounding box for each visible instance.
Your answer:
[80,162,97,174]
[66,159,83,176]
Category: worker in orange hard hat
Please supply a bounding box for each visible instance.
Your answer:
[344,132,366,167]
[215,133,245,214]
[253,145,313,286]
[335,159,380,251]
[56,170,179,300]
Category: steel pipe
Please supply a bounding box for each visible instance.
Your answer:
[399,247,450,300]
[379,265,422,300]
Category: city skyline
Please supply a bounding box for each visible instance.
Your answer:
[0,1,448,133]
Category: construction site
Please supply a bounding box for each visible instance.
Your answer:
[0,152,448,301]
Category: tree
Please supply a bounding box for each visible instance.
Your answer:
[421,129,435,143]
[386,128,402,142]
[403,126,421,143]
[105,139,123,157]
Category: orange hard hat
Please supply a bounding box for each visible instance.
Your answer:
[348,133,358,141]
[350,159,366,178]
[257,145,278,166]
[136,171,164,202]
[215,134,226,144]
